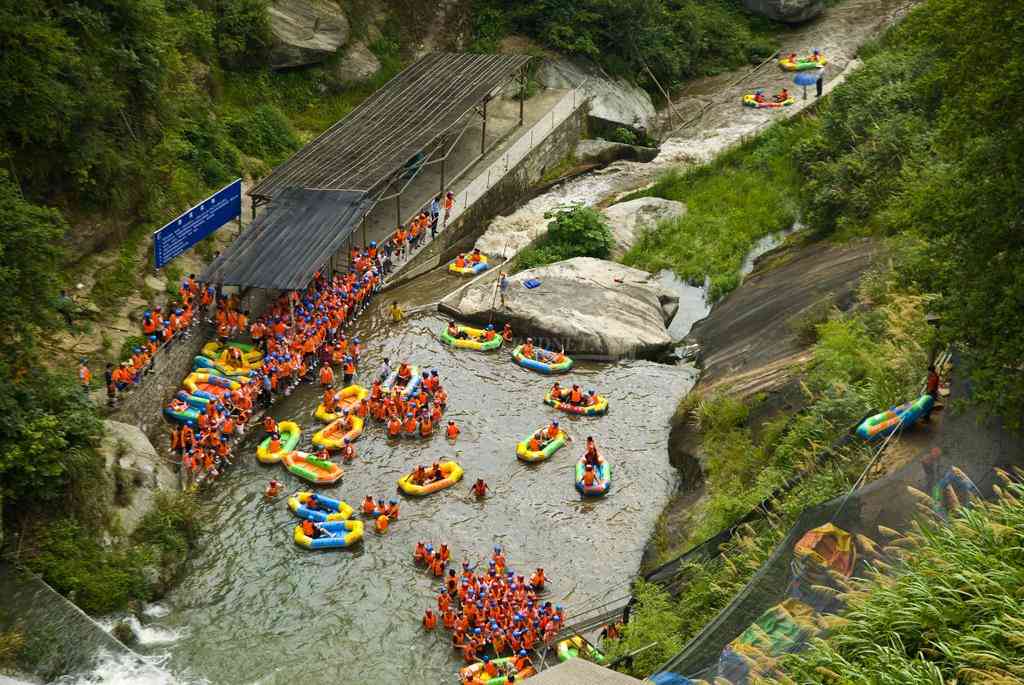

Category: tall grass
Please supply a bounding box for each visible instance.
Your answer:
[781,474,1024,683]
[621,118,813,300]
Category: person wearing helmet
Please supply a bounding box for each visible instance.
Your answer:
[586,388,598,407]
[584,436,601,467]
[483,323,497,342]
[385,498,400,520]
[546,419,560,441]
[569,384,583,405]
[521,337,535,359]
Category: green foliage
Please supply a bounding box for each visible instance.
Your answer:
[0,365,103,501]
[472,0,779,89]
[781,479,1024,683]
[604,581,683,675]
[0,170,66,355]
[212,0,272,67]
[610,127,638,146]
[515,205,614,270]
[791,0,1024,424]
[622,119,809,300]
[134,491,204,557]
[226,104,299,164]
[24,519,153,615]
[23,492,203,615]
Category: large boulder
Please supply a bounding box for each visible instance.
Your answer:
[602,197,687,258]
[575,139,659,167]
[439,257,678,359]
[98,420,178,535]
[334,41,381,83]
[741,0,824,23]
[538,58,656,130]
[269,0,349,69]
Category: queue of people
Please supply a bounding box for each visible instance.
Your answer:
[417,544,558,676]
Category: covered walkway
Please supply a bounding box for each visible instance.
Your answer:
[202,52,531,291]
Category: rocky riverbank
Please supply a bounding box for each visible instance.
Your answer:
[641,235,880,568]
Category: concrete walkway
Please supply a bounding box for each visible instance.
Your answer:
[527,659,646,685]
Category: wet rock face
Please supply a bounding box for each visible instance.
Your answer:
[602,197,687,258]
[538,57,656,129]
[741,0,824,24]
[575,139,659,167]
[269,0,349,69]
[439,257,678,359]
[334,41,380,83]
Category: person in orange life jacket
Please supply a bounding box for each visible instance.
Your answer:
[396,361,412,385]
[472,478,490,498]
[454,254,467,269]
[78,358,92,393]
[530,567,547,591]
[546,419,560,441]
[375,513,389,534]
[584,389,598,406]
[521,338,535,359]
[319,364,334,388]
[429,369,441,391]
[263,415,277,437]
[403,412,418,435]
[568,384,583,405]
[470,248,483,264]
[481,323,497,341]
[414,541,428,564]
[419,413,433,437]
[340,437,355,462]
[385,498,400,519]
[548,382,563,401]
[315,446,331,463]
[322,388,337,413]
[582,463,597,487]
[434,386,448,408]
[387,415,402,437]
[422,609,437,630]
[528,432,543,452]
[446,420,460,439]
[305,493,321,511]
[774,88,790,103]
[412,464,427,485]
[361,495,376,516]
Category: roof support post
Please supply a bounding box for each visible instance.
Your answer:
[481,99,488,155]
[362,215,367,247]
[440,156,446,196]
[519,68,526,126]
[395,192,401,228]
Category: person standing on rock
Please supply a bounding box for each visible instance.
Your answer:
[816,64,825,98]
[498,272,509,306]
[443,191,455,227]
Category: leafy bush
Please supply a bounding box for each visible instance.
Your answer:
[472,0,778,90]
[514,205,614,270]
[226,104,299,163]
[604,581,683,675]
[134,491,204,557]
[213,0,272,67]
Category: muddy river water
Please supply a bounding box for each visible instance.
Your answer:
[143,269,695,683]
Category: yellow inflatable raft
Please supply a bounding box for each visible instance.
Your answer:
[311,415,365,449]
[256,421,301,464]
[287,492,354,522]
[315,384,369,422]
[201,341,264,372]
[397,461,464,496]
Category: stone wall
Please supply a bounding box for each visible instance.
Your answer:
[386,102,589,289]
[107,322,213,447]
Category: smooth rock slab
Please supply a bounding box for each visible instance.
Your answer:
[741,0,824,23]
[269,0,349,69]
[575,139,659,166]
[602,197,687,258]
[439,257,678,359]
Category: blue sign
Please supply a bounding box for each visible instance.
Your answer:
[154,179,242,268]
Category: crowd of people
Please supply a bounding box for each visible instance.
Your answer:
[417,544,562,680]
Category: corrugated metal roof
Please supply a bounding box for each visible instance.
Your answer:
[249,52,532,199]
[200,188,373,291]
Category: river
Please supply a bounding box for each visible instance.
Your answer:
[131,268,695,684]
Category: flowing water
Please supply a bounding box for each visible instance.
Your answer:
[136,269,695,684]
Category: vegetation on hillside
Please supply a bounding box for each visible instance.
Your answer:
[621,119,808,300]
[471,0,778,91]
[611,0,1024,676]
[781,475,1024,683]
[609,272,929,675]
